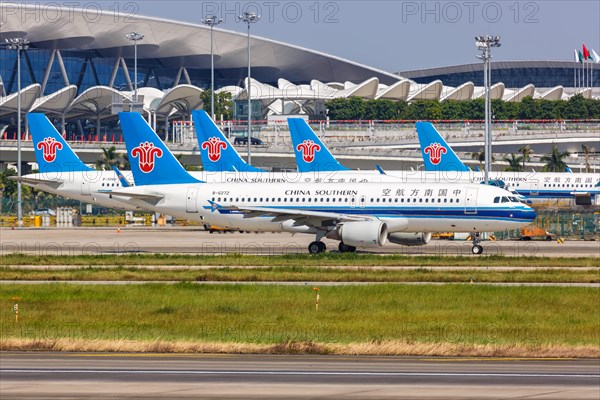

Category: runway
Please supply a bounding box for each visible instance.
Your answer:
[1,352,599,399]
[2,227,598,257]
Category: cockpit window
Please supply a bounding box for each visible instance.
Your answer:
[501,196,510,203]
[494,197,500,203]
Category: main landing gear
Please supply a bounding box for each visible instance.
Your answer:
[338,242,357,253]
[308,241,326,254]
[471,232,483,255]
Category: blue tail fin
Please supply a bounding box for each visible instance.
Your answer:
[415,122,470,172]
[192,110,265,173]
[288,118,349,172]
[119,112,201,185]
[27,113,92,173]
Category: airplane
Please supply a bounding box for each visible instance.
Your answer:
[18,112,427,248]
[105,112,536,255]
[415,122,600,204]
[11,113,147,210]
[286,118,600,204]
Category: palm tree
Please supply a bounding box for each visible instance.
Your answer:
[581,144,595,173]
[471,148,495,166]
[471,148,485,165]
[502,153,524,172]
[95,146,129,170]
[518,144,533,171]
[540,145,571,172]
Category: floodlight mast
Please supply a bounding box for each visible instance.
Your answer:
[238,11,260,165]
[5,37,30,228]
[125,32,145,104]
[201,15,224,121]
[475,35,501,184]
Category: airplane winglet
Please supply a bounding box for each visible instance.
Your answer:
[375,165,386,175]
[112,166,132,187]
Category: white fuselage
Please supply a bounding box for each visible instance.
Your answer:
[112,182,535,234]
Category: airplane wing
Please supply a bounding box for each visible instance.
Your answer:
[9,176,63,189]
[98,189,164,204]
[209,202,374,228]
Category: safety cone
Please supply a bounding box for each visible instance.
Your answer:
[117,226,121,234]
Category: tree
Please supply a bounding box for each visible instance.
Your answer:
[471,148,485,165]
[540,145,571,172]
[364,99,398,120]
[200,90,234,120]
[502,153,524,172]
[518,144,533,171]
[95,146,129,170]
[581,144,595,173]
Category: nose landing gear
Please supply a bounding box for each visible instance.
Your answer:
[471,232,483,255]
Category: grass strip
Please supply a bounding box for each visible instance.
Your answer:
[1,253,599,268]
[0,266,599,283]
[1,283,598,357]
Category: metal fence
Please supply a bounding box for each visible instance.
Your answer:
[495,209,600,240]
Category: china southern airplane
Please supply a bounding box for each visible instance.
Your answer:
[286,118,600,204]
[105,112,535,255]
[18,113,432,246]
[416,122,600,204]
[13,113,144,210]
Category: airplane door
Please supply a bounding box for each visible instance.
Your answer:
[186,188,198,213]
[81,181,91,196]
[359,196,366,208]
[530,179,539,196]
[350,197,356,208]
[464,188,478,214]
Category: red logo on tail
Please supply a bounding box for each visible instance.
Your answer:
[424,143,447,165]
[201,137,228,162]
[131,142,163,173]
[37,137,63,162]
[296,140,321,163]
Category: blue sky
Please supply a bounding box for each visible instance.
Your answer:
[135,1,599,71]
[16,1,600,71]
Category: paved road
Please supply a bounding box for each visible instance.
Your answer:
[1,228,598,257]
[1,353,599,399]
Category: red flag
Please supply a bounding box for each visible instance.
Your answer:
[583,43,590,59]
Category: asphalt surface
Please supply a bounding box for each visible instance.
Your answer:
[1,352,599,399]
[1,227,599,257]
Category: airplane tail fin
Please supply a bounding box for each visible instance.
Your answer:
[119,112,201,185]
[27,113,92,173]
[288,118,349,173]
[415,122,470,172]
[192,110,264,173]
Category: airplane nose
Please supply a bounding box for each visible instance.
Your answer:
[523,206,536,221]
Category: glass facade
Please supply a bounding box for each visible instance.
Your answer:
[408,66,600,89]
[0,48,251,96]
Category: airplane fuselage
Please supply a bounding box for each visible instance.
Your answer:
[112,182,535,234]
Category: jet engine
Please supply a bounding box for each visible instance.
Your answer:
[337,220,388,248]
[388,232,432,246]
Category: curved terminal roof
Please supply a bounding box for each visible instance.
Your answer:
[0,2,401,86]
[0,84,41,118]
[30,85,78,114]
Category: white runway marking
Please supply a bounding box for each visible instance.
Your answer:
[3,369,599,378]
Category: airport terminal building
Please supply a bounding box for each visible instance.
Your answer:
[1,2,599,134]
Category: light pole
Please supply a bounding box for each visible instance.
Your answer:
[125,32,144,104]
[238,11,260,165]
[202,15,223,121]
[476,35,500,184]
[5,37,29,227]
